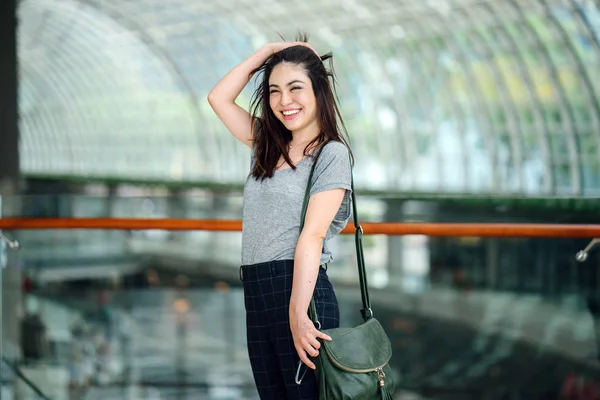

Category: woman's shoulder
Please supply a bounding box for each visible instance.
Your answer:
[311,140,352,178]
[318,140,350,159]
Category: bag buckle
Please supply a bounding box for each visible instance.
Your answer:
[361,307,373,320]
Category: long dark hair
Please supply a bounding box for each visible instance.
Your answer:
[249,34,352,180]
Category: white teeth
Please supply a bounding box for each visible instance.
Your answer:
[282,110,300,116]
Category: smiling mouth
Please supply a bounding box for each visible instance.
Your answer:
[282,109,301,120]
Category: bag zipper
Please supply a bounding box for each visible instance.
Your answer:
[323,345,389,377]
[376,367,386,387]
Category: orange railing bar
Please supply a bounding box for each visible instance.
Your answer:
[0,218,599,237]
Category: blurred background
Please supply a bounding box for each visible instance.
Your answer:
[1,0,600,399]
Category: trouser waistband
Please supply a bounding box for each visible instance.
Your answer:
[239,259,327,282]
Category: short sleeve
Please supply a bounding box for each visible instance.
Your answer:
[310,141,353,239]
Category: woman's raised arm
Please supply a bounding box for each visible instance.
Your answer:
[207,42,318,147]
[206,46,271,147]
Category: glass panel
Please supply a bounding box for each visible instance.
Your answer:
[17,1,600,197]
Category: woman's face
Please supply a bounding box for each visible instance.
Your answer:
[268,62,319,137]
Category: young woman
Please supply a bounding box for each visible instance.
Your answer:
[208,36,353,400]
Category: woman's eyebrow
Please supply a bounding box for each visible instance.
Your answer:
[269,80,305,88]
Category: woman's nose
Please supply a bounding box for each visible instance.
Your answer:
[280,91,292,106]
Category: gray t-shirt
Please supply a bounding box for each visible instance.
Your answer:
[241,141,352,266]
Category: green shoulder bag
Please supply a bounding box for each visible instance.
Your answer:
[298,151,396,400]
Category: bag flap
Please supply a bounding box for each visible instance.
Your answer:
[322,318,392,371]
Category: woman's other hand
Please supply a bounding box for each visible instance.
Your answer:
[289,311,332,370]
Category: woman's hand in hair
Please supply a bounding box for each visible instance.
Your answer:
[290,310,332,370]
[266,41,319,57]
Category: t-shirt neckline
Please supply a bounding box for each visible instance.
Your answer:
[274,155,312,173]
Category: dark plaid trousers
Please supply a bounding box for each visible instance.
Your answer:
[240,259,340,400]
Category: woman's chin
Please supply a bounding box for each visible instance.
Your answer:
[282,120,301,131]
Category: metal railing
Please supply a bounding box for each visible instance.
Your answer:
[1,218,599,261]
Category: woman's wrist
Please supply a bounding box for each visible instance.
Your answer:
[262,43,277,56]
[290,302,308,316]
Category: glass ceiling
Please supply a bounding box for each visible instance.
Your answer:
[17,0,600,196]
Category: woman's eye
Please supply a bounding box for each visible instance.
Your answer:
[269,90,279,94]
[291,87,301,91]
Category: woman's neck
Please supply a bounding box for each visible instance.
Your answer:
[289,126,320,149]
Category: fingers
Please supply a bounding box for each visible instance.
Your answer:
[295,344,316,370]
[296,332,332,370]
[290,313,332,371]
[304,338,320,357]
[307,336,321,352]
[295,335,320,369]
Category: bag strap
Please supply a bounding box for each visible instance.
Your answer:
[300,146,373,323]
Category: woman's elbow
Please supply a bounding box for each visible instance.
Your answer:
[207,90,218,108]
[299,230,327,244]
